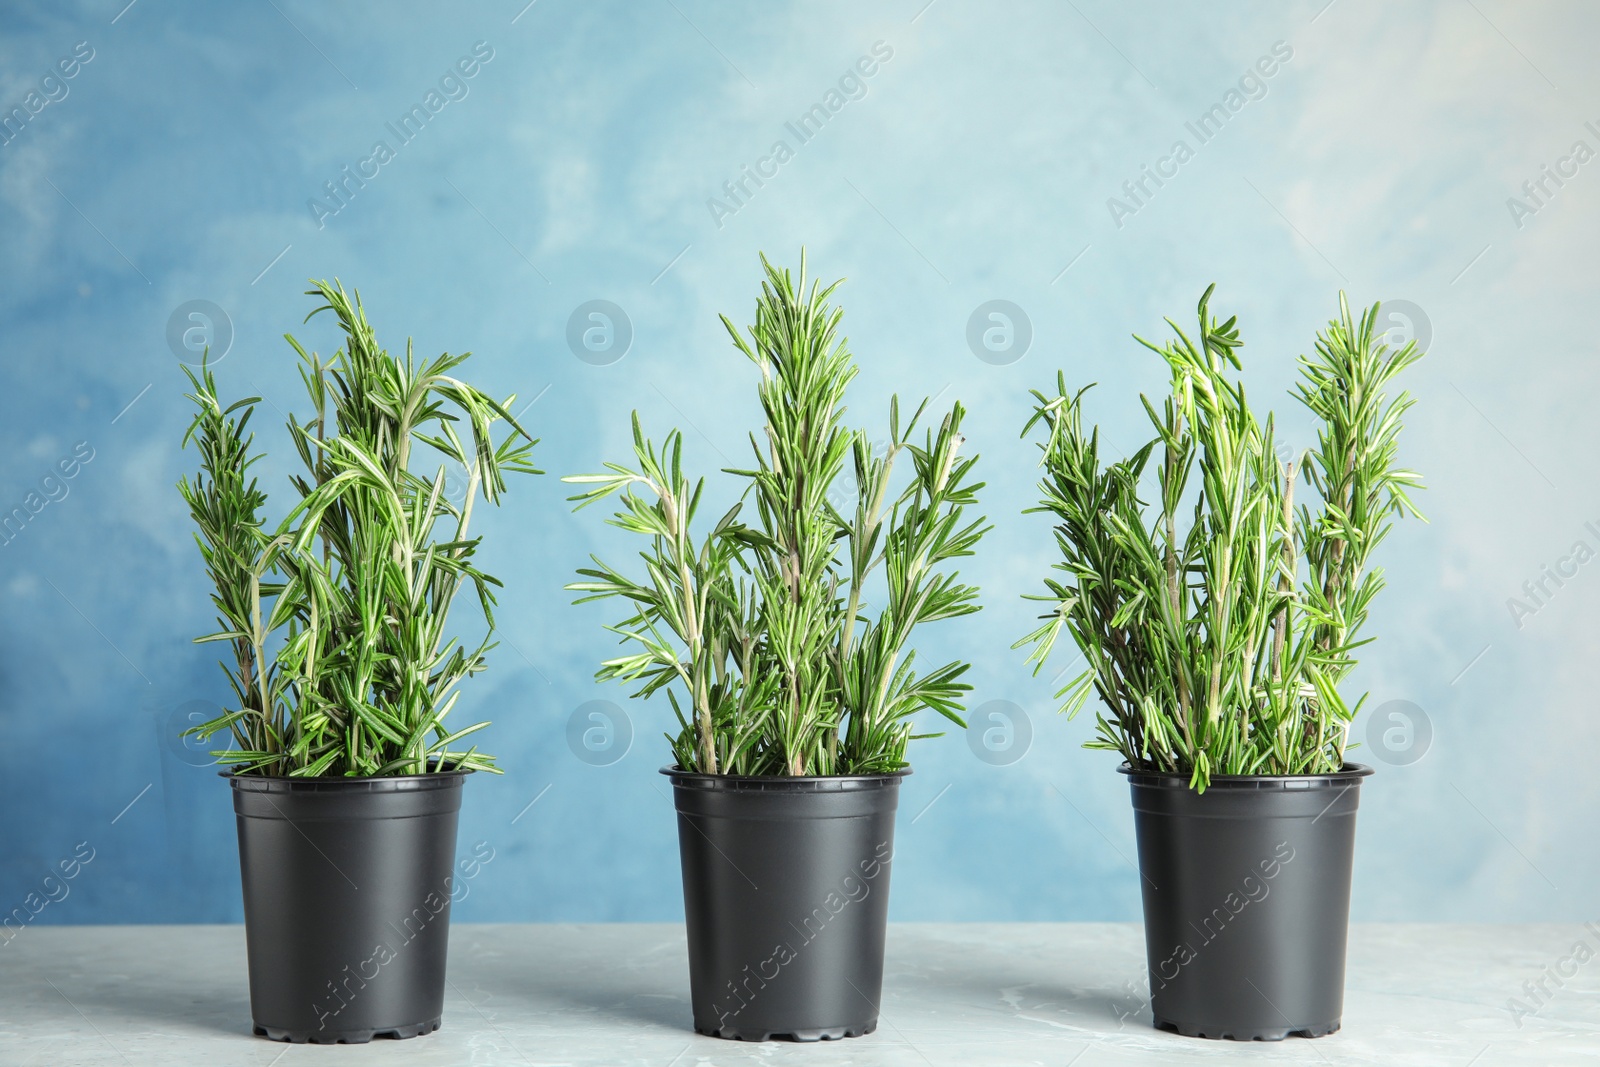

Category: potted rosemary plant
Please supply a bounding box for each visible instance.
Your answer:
[178,280,537,1043]
[567,254,988,1041]
[1019,287,1423,1040]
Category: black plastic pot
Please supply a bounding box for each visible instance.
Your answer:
[1124,762,1372,1041]
[664,767,904,1041]
[229,770,467,1043]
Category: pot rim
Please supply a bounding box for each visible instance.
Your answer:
[1118,761,1373,789]
[224,766,474,791]
[661,764,911,790]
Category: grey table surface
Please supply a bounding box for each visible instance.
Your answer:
[1,924,1596,1065]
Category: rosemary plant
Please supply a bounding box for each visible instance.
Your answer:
[178,280,539,777]
[566,254,990,776]
[1017,286,1423,789]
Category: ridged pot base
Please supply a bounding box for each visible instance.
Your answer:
[1153,1016,1341,1042]
[254,1016,442,1044]
[694,1019,878,1042]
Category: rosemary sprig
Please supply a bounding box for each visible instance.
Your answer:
[1016,286,1423,790]
[178,280,539,777]
[566,253,990,776]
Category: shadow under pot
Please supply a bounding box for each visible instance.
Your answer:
[228,770,468,1043]
[1123,762,1373,1041]
[663,767,905,1042]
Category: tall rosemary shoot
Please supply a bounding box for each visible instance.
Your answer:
[1017,286,1423,789]
[567,253,990,776]
[179,280,539,777]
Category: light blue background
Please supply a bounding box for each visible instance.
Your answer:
[1,0,1592,927]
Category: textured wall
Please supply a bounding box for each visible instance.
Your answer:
[0,0,1592,927]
